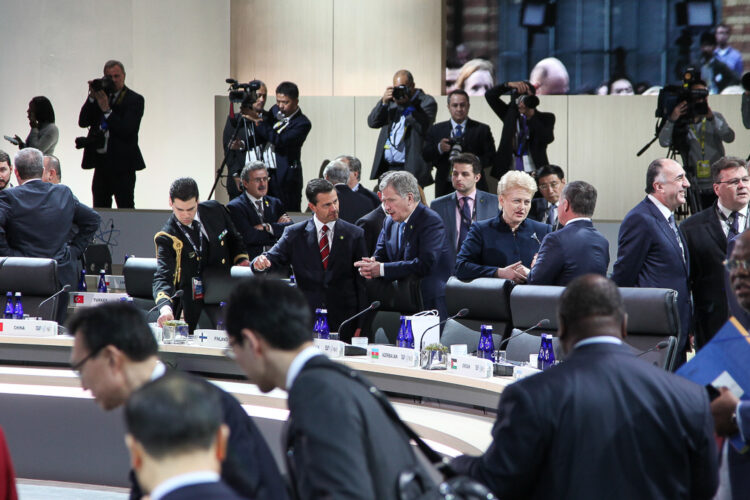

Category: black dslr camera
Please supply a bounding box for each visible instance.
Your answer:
[503,81,539,109]
[226,78,262,105]
[392,85,410,101]
[656,67,709,122]
[90,75,116,95]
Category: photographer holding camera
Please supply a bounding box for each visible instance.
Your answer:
[422,89,494,197]
[484,80,555,179]
[221,80,269,199]
[658,79,735,209]
[78,60,145,208]
[368,69,437,187]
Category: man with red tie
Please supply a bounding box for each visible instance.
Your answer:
[252,179,367,341]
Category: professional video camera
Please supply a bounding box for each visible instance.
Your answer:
[90,75,116,95]
[226,78,262,106]
[655,67,708,122]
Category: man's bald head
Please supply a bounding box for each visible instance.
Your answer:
[558,274,627,353]
[530,57,569,95]
[43,155,61,184]
[729,231,750,312]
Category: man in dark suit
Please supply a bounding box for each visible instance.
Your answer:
[681,157,749,348]
[324,159,377,224]
[485,80,555,180]
[422,89,495,197]
[68,302,287,500]
[612,158,692,357]
[368,70,437,187]
[528,181,609,285]
[78,60,145,208]
[430,153,498,265]
[355,171,452,320]
[451,274,718,499]
[124,373,247,500]
[455,171,551,283]
[528,164,566,229]
[0,148,100,290]
[252,81,311,212]
[712,230,750,497]
[221,80,269,199]
[153,178,249,333]
[335,154,380,207]
[225,278,432,500]
[226,161,292,260]
[253,179,367,341]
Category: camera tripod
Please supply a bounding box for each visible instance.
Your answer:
[208,111,262,200]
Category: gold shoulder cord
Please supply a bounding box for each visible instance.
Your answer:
[154,231,184,290]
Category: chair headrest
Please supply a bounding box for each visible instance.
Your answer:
[510,285,565,329]
[0,257,59,295]
[123,258,158,298]
[446,277,513,320]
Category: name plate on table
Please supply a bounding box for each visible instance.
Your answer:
[105,275,126,290]
[449,355,493,379]
[194,329,229,348]
[0,318,58,337]
[367,344,419,367]
[70,292,128,307]
[313,338,346,358]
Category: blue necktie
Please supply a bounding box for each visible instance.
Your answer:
[397,222,406,254]
[668,215,686,262]
[454,124,463,138]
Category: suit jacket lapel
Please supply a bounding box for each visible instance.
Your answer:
[305,219,322,270]
[444,194,457,247]
[327,223,344,272]
[643,198,687,270]
[704,204,727,253]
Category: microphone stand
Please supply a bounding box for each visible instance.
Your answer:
[337,301,381,341]
[497,319,551,350]
[418,308,469,352]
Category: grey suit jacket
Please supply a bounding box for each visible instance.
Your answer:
[430,190,499,264]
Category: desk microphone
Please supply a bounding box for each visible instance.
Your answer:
[636,340,670,358]
[338,301,380,337]
[37,284,71,315]
[497,318,551,350]
[418,308,469,351]
[147,290,184,314]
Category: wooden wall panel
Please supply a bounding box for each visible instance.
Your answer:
[231,0,334,95]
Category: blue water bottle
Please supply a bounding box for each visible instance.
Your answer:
[289,275,296,287]
[478,325,494,360]
[13,292,23,319]
[313,309,322,338]
[404,319,415,349]
[397,316,406,347]
[97,270,107,293]
[319,309,330,340]
[3,292,13,319]
[537,334,547,369]
[216,301,226,330]
[545,335,556,369]
[78,270,87,292]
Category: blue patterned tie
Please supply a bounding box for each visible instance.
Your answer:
[668,215,686,262]
[458,197,472,251]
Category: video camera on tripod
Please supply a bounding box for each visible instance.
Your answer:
[226,79,262,107]
[655,67,708,123]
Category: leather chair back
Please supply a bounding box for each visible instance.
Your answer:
[0,257,62,322]
[445,277,514,339]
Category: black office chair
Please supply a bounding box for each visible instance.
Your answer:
[620,287,680,371]
[507,285,566,362]
[444,277,515,339]
[440,318,503,353]
[365,277,423,343]
[123,257,158,322]
[202,266,253,327]
[0,257,64,322]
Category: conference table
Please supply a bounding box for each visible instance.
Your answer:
[0,335,509,488]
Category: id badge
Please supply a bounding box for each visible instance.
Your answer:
[192,277,204,301]
[696,160,711,179]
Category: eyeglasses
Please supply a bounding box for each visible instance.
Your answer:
[724,259,750,272]
[70,347,103,376]
[538,181,560,191]
[249,177,269,183]
[716,177,750,188]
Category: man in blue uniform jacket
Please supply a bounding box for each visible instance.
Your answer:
[528,180,609,285]
[355,171,452,320]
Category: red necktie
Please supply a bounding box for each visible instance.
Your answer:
[319,225,330,269]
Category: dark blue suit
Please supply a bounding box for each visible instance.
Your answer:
[255,218,367,341]
[372,203,452,320]
[451,342,718,499]
[612,197,692,353]
[226,194,291,259]
[255,105,312,212]
[0,179,100,289]
[430,190,499,265]
[528,219,609,286]
[455,214,551,281]
[336,184,378,224]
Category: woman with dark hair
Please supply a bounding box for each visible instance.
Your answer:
[14,96,59,154]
